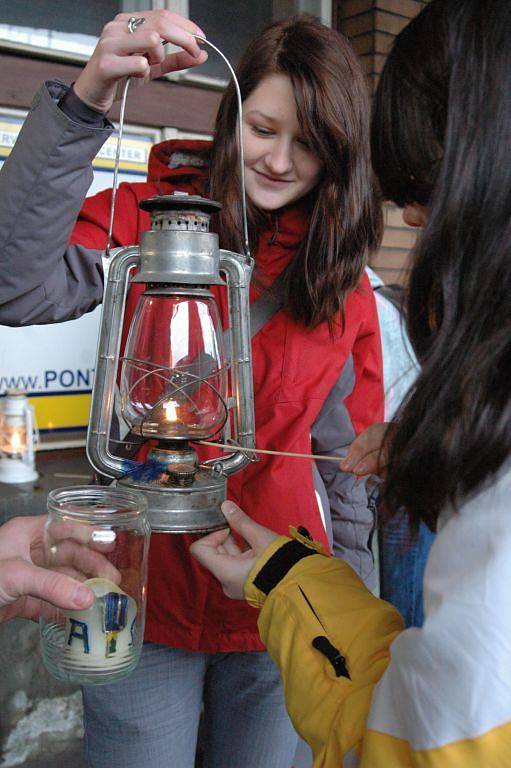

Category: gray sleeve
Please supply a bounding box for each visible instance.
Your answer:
[0,80,113,326]
[311,356,377,591]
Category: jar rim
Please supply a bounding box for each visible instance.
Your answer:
[47,485,148,523]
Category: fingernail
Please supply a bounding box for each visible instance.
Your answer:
[341,458,353,470]
[73,585,93,608]
[196,27,206,38]
[222,501,237,516]
[355,464,368,475]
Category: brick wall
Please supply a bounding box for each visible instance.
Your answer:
[334,0,428,89]
[334,0,429,284]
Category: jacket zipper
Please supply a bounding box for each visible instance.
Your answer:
[298,586,351,679]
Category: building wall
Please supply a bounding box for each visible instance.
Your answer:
[334,0,429,285]
[0,52,222,133]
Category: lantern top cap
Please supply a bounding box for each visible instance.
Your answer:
[139,193,222,215]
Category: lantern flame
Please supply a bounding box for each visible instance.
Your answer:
[164,400,179,422]
[3,427,26,454]
[11,429,22,451]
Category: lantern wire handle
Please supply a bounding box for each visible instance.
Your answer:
[105,37,250,259]
[193,35,250,259]
[106,77,130,257]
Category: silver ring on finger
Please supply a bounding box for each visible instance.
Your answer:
[127,16,146,34]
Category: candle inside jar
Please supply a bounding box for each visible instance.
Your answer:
[64,578,137,665]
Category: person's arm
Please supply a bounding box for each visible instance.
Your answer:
[0,81,112,326]
[194,468,511,768]
[245,537,402,766]
[0,10,207,326]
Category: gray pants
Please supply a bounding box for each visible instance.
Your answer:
[82,642,298,768]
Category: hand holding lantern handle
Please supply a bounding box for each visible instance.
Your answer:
[73,9,207,114]
[76,11,250,260]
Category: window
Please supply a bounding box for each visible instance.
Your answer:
[0,0,147,59]
[165,0,331,86]
[188,0,273,81]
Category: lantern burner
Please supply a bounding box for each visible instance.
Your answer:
[147,442,197,487]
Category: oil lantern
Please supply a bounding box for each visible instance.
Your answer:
[87,192,255,533]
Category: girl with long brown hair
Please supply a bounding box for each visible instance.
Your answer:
[0,11,382,766]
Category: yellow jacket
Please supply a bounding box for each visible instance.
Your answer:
[245,467,511,767]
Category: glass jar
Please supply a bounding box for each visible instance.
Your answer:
[39,486,150,686]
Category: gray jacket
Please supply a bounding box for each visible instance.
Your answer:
[0,81,110,326]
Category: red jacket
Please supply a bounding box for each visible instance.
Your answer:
[71,140,384,652]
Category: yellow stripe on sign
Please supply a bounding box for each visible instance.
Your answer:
[0,145,149,170]
[29,393,91,430]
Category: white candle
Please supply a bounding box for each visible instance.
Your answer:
[63,578,137,668]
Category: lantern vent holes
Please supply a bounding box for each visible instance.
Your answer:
[151,212,211,232]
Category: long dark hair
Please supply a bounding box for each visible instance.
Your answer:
[210,15,382,329]
[372,0,511,529]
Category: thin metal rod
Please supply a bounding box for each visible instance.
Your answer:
[106,77,131,256]
[193,35,250,258]
[197,440,345,464]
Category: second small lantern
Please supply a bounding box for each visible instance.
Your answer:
[0,388,38,483]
